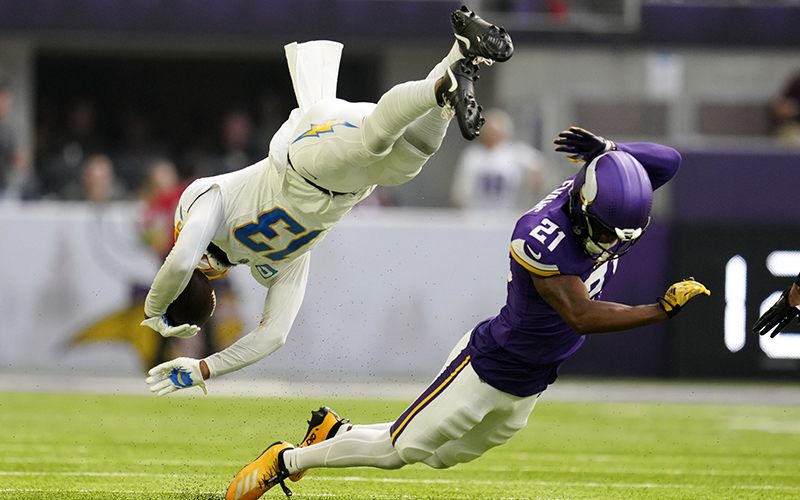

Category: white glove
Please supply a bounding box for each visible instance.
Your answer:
[146,357,208,396]
[141,315,200,339]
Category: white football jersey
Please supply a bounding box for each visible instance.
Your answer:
[177,159,373,288]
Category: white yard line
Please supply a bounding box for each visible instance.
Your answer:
[1,471,799,492]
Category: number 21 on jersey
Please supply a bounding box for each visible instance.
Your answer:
[234,207,322,261]
[530,218,566,252]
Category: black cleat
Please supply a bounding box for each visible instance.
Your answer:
[451,5,514,64]
[437,59,485,141]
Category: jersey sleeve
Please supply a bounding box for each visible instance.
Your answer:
[510,236,560,277]
[615,142,681,191]
[509,209,587,277]
[202,252,310,378]
[143,186,224,318]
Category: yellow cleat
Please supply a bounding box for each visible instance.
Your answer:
[289,406,349,482]
[226,441,294,500]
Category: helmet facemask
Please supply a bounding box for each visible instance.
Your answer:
[581,211,649,262]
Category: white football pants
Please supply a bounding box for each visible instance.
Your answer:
[284,331,540,473]
[286,42,463,194]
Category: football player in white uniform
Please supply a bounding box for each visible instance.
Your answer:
[141,6,515,396]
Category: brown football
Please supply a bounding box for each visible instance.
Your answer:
[165,269,216,327]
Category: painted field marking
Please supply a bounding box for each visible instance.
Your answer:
[308,475,800,491]
[2,471,799,493]
[484,464,800,477]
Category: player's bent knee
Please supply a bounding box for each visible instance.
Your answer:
[372,139,429,187]
[422,454,450,470]
[447,450,483,466]
[403,127,441,157]
[376,453,407,470]
[395,443,434,465]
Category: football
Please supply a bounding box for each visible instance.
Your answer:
[165,269,216,327]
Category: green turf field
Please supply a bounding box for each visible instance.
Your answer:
[1,391,799,500]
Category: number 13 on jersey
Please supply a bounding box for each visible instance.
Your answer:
[234,207,322,261]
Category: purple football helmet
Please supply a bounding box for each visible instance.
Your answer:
[568,151,653,262]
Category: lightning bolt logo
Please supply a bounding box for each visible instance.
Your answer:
[169,367,194,388]
[291,120,358,143]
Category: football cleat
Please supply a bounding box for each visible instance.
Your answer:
[451,5,514,64]
[289,406,350,482]
[437,59,485,141]
[226,441,294,500]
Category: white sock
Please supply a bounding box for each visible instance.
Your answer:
[425,41,465,80]
[283,424,405,473]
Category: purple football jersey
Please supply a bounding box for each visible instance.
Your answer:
[467,142,681,397]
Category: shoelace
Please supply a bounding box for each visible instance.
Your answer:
[269,473,293,498]
[440,101,456,120]
[278,478,292,498]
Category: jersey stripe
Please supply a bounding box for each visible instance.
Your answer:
[510,243,561,277]
[390,348,471,445]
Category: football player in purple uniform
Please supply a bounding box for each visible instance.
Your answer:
[224,127,711,500]
[753,272,800,337]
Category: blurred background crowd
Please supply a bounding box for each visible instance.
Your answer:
[2,0,800,210]
[0,55,551,211]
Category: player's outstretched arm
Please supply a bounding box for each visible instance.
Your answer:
[532,273,710,335]
[143,188,224,320]
[753,279,800,338]
[553,126,681,191]
[144,239,310,396]
[202,252,311,379]
[614,142,681,191]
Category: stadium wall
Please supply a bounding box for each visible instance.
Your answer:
[4,145,800,384]
[0,202,671,382]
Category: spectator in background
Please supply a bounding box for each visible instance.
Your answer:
[138,158,186,258]
[772,71,800,145]
[114,112,166,194]
[451,108,549,211]
[0,71,32,200]
[206,108,257,176]
[64,153,124,202]
[252,91,289,160]
[39,98,105,198]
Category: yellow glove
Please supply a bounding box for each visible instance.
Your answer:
[657,278,711,318]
